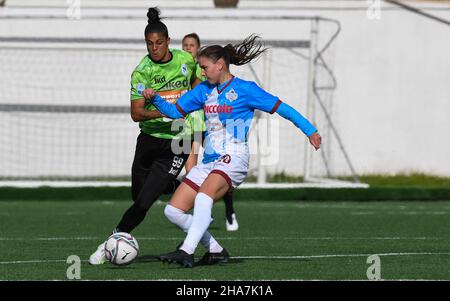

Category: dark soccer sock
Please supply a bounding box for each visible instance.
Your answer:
[163,178,182,195]
[223,192,235,223]
[115,203,148,233]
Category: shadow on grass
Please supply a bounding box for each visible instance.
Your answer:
[133,254,309,269]
[104,265,137,270]
[132,254,245,269]
[134,254,162,263]
[228,258,310,263]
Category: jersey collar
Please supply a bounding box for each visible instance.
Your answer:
[148,50,174,65]
[217,75,235,94]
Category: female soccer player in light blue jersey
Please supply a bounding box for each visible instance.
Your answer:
[142,35,322,267]
[183,32,240,232]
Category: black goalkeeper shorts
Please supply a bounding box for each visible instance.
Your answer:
[131,132,190,210]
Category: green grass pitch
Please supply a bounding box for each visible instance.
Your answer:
[1,199,450,280]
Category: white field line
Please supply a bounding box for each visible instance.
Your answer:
[0,259,67,265]
[232,252,450,260]
[0,236,446,241]
[1,252,450,265]
[0,236,100,241]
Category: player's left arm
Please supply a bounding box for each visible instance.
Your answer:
[276,102,321,150]
[247,82,321,150]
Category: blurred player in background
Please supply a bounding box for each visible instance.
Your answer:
[182,32,240,232]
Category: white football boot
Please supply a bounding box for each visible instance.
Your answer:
[89,241,107,265]
[226,213,239,231]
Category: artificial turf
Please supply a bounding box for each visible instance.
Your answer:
[1,199,450,280]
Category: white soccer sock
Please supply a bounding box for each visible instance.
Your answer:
[164,204,222,253]
[180,192,215,255]
[200,231,223,253]
[164,204,192,232]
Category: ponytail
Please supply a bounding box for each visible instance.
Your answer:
[198,34,267,67]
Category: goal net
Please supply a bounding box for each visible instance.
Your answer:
[0,11,365,188]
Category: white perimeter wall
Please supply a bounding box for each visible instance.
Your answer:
[1,0,449,176]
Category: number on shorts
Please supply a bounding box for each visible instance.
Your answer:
[172,156,184,168]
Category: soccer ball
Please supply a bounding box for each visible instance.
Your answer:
[104,232,139,266]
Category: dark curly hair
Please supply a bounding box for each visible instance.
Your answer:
[144,7,168,38]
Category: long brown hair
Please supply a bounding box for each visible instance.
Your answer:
[198,34,267,67]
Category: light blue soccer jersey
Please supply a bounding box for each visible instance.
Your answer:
[151,76,317,164]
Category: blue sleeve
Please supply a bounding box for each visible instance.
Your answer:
[152,82,206,119]
[276,102,317,137]
[246,82,281,114]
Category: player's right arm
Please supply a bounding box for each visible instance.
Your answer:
[130,99,163,122]
[146,82,207,119]
[130,70,163,122]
